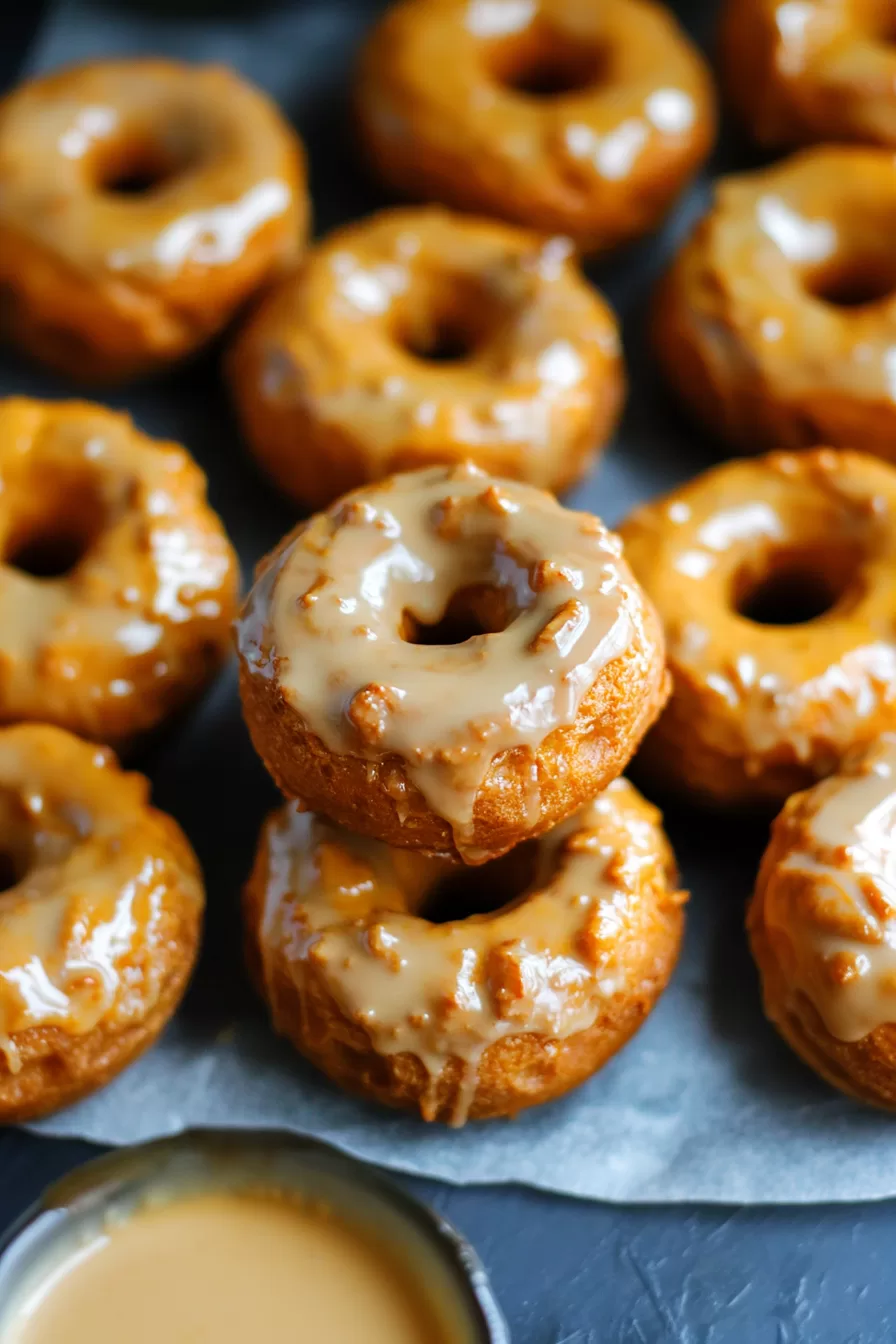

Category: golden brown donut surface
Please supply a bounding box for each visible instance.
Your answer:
[720,0,896,149]
[0,58,307,382]
[750,733,896,1108]
[228,207,624,509]
[619,449,896,809]
[237,462,668,863]
[654,146,896,459]
[0,723,204,1122]
[356,0,715,254]
[245,778,686,1123]
[0,398,238,747]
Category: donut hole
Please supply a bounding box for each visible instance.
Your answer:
[733,547,856,626]
[93,134,196,196]
[403,319,477,363]
[402,582,517,645]
[394,276,501,365]
[0,851,22,894]
[489,25,610,99]
[417,840,539,923]
[3,469,107,581]
[805,254,896,309]
[0,791,42,893]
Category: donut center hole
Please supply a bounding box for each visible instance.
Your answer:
[806,255,896,309]
[0,791,44,895]
[9,534,92,580]
[490,27,610,98]
[418,840,539,923]
[4,470,106,581]
[402,583,515,645]
[403,320,476,363]
[94,136,195,196]
[0,851,22,894]
[734,550,852,626]
[395,276,500,365]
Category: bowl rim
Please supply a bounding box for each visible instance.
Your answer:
[0,1126,509,1344]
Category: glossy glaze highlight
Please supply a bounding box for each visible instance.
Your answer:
[0,723,203,1121]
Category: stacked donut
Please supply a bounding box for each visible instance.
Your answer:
[236,461,686,1123]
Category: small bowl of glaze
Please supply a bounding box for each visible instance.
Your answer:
[0,1129,508,1344]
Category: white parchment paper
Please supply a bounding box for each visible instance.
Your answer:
[18,0,896,1204]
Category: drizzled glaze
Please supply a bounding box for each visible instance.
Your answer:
[250,778,686,1124]
[228,207,624,509]
[356,0,715,253]
[0,398,238,746]
[655,145,896,459]
[0,724,203,1077]
[754,734,896,1042]
[721,0,896,149]
[0,58,306,379]
[620,449,896,806]
[238,462,644,857]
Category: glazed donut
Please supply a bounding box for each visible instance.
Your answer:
[0,724,204,1122]
[245,780,686,1123]
[228,207,624,509]
[0,397,238,747]
[619,449,896,809]
[654,146,896,460]
[0,58,307,382]
[237,462,668,864]
[720,0,896,150]
[356,0,715,254]
[750,734,896,1108]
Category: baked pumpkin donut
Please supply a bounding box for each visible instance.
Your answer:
[237,462,668,864]
[0,58,307,382]
[619,449,896,809]
[654,146,896,459]
[750,734,896,1108]
[0,397,238,746]
[720,0,896,150]
[245,780,686,1123]
[0,723,204,1122]
[356,0,715,254]
[228,207,624,509]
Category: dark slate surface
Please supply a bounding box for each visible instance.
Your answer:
[0,3,892,1340]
